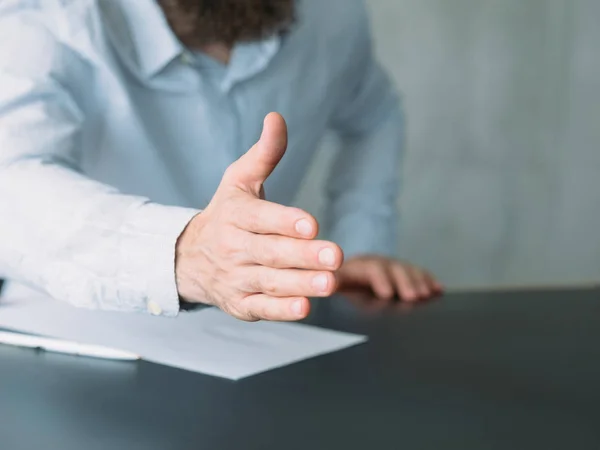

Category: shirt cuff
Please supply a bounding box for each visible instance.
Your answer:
[118,203,200,317]
[328,213,398,261]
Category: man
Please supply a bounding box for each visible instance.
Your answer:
[0,0,442,322]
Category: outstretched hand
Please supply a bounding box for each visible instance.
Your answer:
[175,113,344,321]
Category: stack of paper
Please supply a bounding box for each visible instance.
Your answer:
[0,295,366,380]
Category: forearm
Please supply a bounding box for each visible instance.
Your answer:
[324,1,404,259]
[325,102,403,259]
[0,158,198,316]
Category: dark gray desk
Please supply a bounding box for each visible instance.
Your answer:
[1,288,599,450]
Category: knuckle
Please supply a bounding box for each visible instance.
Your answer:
[230,202,259,231]
[239,301,261,322]
[259,271,277,294]
[216,238,236,259]
[244,308,261,322]
[220,301,235,316]
[217,230,246,261]
[244,210,261,231]
[366,264,382,278]
[220,301,240,319]
[246,277,260,293]
[237,309,259,322]
[224,300,257,322]
[247,273,265,293]
[390,266,405,280]
[259,240,280,267]
[262,252,277,267]
[243,238,259,263]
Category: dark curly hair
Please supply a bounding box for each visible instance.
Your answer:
[158,0,296,47]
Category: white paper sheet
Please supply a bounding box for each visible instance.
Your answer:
[0,295,366,380]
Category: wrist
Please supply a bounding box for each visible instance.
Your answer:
[174,210,211,304]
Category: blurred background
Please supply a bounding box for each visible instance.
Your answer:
[296,0,600,290]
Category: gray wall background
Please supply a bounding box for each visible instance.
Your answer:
[295,0,600,289]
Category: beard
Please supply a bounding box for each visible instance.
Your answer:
[157,0,296,47]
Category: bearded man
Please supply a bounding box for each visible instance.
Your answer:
[0,0,442,321]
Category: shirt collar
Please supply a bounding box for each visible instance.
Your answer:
[221,35,281,92]
[99,0,183,78]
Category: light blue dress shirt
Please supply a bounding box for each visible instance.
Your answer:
[0,0,404,316]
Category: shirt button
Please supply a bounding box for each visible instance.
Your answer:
[147,301,163,316]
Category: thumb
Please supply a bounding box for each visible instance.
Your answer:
[223,112,288,196]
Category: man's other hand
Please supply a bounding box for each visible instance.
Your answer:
[175,113,343,322]
[337,255,443,302]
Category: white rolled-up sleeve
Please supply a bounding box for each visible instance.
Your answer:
[0,24,198,316]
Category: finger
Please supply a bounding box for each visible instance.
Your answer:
[428,273,445,294]
[336,261,393,299]
[410,267,434,299]
[243,267,337,298]
[366,264,395,300]
[232,198,319,239]
[247,234,343,270]
[234,295,311,322]
[422,270,444,295]
[390,265,419,302]
[222,113,287,196]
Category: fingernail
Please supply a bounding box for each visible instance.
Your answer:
[292,299,304,317]
[318,248,336,267]
[312,274,329,293]
[295,219,313,237]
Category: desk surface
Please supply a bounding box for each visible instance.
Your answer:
[1,288,599,450]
